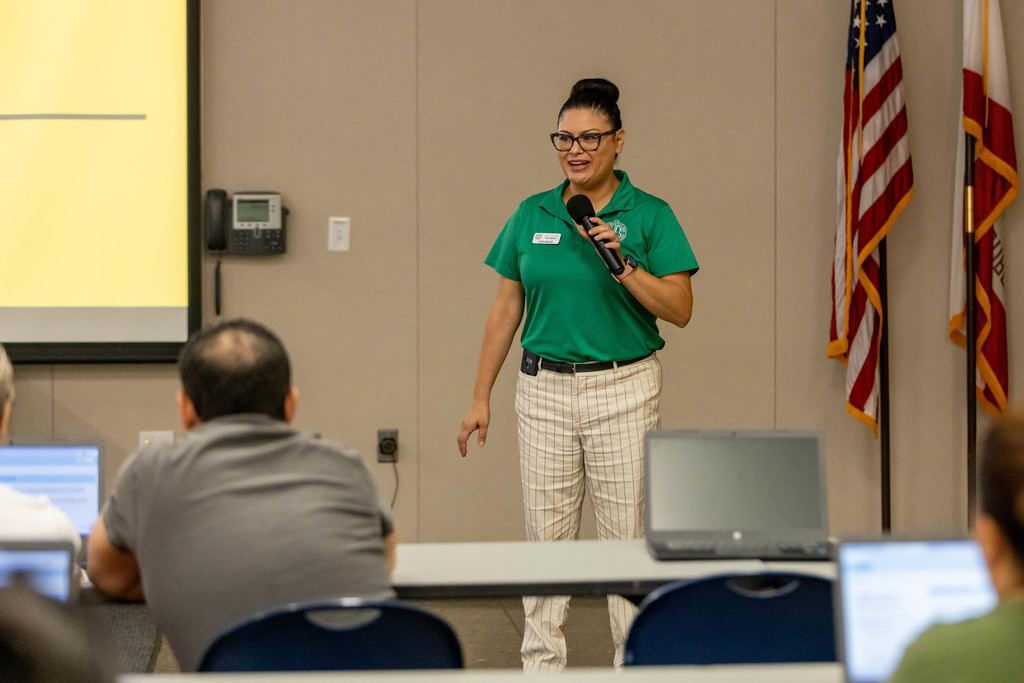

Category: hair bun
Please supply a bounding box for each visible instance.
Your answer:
[570,78,619,104]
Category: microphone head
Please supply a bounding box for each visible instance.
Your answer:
[566,194,595,224]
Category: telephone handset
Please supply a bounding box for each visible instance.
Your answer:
[204,189,287,255]
[205,189,228,251]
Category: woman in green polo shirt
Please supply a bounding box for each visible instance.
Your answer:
[457,78,699,672]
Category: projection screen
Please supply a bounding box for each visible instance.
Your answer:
[0,1,200,362]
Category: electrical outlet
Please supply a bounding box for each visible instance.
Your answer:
[377,429,398,463]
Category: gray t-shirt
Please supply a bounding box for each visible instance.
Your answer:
[101,414,394,671]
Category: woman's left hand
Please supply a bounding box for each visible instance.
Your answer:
[575,216,622,261]
[575,216,693,328]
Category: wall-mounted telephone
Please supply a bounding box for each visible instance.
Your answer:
[205,189,287,255]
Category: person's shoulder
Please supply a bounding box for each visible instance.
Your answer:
[0,483,80,547]
[625,182,672,211]
[124,434,182,473]
[299,433,366,465]
[890,608,1024,682]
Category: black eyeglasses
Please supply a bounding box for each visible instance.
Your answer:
[549,129,619,152]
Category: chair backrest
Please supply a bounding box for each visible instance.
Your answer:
[624,572,836,666]
[199,597,464,672]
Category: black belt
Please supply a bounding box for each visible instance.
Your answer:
[522,349,652,375]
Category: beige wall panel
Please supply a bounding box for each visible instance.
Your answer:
[6,366,55,438]
[999,3,1024,430]
[775,1,879,535]
[417,0,776,541]
[50,366,180,493]
[883,1,967,532]
[200,1,419,528]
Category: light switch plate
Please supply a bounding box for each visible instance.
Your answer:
[329,217,351,252]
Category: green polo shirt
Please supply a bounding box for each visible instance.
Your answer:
[888,597,1024,683]
[486,171,698,362]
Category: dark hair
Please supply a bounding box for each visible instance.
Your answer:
[980,408,1024,561]
[177,318,291,421]
[558,78,622,130]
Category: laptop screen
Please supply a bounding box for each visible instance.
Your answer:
[836,539,997,683]
[0,540,78,602]
[0,442,103,537]
[646,430,827,534]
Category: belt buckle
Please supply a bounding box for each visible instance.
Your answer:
[553,360,575,374]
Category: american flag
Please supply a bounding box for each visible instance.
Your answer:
[949,0,1017,415]
[828,0,914,436]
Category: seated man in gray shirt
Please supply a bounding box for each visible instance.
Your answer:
[87,319,396,671]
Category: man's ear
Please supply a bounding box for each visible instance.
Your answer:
[283,387,299,424]
[176,391,201,431]
[977,514,1003,562]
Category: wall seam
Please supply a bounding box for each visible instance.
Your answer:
[773,0,780,429]
[414,0,422,543]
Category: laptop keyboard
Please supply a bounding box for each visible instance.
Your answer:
[662,539,829,559]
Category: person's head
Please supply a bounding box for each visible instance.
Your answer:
[977,407,1024,597]
[0,343,13,443]
[176,319,296,428]
[0,586,114,683]
[553,78,625,192]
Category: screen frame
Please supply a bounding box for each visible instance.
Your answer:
[1,438,106,538]
[834,535,996,683]
[5,0,201,364]
[0,539,79,602]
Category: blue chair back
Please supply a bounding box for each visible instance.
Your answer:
[624,572,836,666]
[199,597,463,671]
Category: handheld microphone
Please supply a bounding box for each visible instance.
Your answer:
[566,194,624,276]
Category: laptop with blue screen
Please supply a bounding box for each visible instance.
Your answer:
[0,539,78,602]
[0,440,104,560]
[835,537,998,683]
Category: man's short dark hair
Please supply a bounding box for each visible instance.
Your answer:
[981,407,1024,562]
[178,319,291,421]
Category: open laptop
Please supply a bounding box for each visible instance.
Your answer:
[0,539,79,602]
[644,430,830,561]
[835,537,997,683]
[0,440,104,563]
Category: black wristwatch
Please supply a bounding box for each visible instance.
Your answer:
[615,255,638,283]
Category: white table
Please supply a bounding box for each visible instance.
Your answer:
[119,663,843,682]
[391,539,835,600]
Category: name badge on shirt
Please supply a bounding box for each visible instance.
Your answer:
[533,233,561,245]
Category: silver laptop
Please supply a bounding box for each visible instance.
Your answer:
[644,430,830,561]
[0,440,104,564]
[0,539,79,602]
[835,537,997,683]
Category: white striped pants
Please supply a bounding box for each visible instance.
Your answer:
[515,353,662,672]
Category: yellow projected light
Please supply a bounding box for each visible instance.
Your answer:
[0,2,187,307]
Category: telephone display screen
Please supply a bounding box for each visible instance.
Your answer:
[236,200,270,224]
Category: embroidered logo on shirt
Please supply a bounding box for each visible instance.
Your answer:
[607,219,627,242]
[532,233,561,245]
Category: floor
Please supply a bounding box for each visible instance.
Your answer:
[153,597,617,672]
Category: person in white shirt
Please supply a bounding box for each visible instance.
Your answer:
[0,343,81,553]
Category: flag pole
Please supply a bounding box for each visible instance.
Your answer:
[878,242,892,533]
[964,132,978,530]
